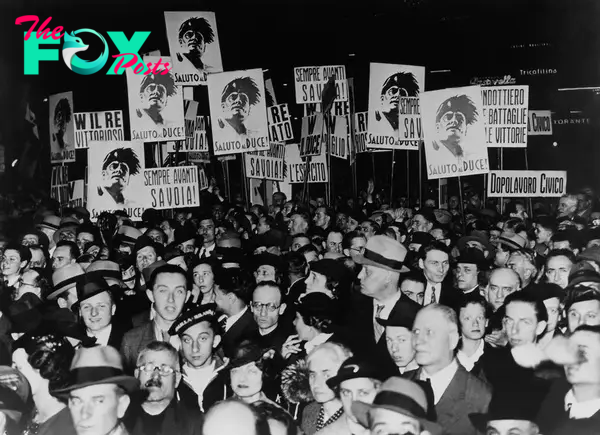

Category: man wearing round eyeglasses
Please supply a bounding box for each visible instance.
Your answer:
[433,94,479,159]
[250,282,288,350]
[375,72,420,137]
[218,77,261,136]
[176,17,216,77]
[127,341,202,435]
[98,147,142,207]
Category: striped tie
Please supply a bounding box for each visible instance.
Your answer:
[374,304,385,342]
[430,285,437,305]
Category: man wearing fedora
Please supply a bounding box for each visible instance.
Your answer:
[51,345,139,435]
[36,215,61,255]
[406,303,491,435]
[350,235,421,374]
[121,264,190,371]
[351,377,442,435]
[75,277,128,350]
[124,341,203,435]
[49,263,85,311]
[318,356,384,435]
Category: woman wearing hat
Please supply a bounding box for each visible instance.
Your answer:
[304,259,349,300]
[12,333,75,435]
[228,341,280,407]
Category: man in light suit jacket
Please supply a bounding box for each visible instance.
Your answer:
[407,303,491,435]
[121,264,190,372]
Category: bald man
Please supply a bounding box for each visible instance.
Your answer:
[202,400,267,435]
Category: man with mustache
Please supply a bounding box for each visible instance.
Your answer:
[98,147,141,207]
[433,94,479,158]
[176,17,216,79]
[136,72,177,127]
[124,341,203,435]
[374,72,419,137]
[217,77,261,136]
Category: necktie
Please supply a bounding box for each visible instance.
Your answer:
[374,304,385,342]
[429,285,437,305]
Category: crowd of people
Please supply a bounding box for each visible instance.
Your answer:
[0,185,599,435]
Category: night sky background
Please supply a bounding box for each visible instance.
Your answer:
[0,0,599,202]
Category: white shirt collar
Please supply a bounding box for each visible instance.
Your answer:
[424,281,442,305]
[399,360,419,374]
[5,275,20,287]
[457,340,485,372]
[225,306,248,332]
[304,332,333,354]
[201,243,216,254]
[88,324,112,347]
[420,359,459,404]
[373,291,402,320]
[565,389,600,419]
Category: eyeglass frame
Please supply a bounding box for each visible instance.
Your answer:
[250,301,281,313]
[136,363,179,376]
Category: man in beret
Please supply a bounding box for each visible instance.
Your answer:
[375,72,419,137]
[176,16,217,77]
[217,77,261,136]
[433,94,479,159]
[98,148,142,207]
[136,72,178,127]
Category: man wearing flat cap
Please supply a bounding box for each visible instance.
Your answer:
[375,72,419,137]
[136,72,178,127]
[218,77,261,136]
[349,235,421,374]
[176,17,217,78]
[433,94,479,159]
[51,345,139,435]
[98,148,141,208]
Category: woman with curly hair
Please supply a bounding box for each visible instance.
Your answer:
[187,257,221,307]
[11,333,75,435]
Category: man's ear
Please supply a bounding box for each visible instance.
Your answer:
[343,248,350,257]
[535,320,548,338]
[111,304,116,316]
[213,334,222,349]
[146,289,155,303]
[279,303,287,315]
[57,298,67,309]
[117,394,131,419]
[418,258,425,270]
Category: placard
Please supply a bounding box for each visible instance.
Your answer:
[294,65,348,104]
[87,140,149,221]
[168,116,209,152]
[74,110,124,149]
[49,91,76,163]
[421,86,489,180]
[354,112,369,154]
[144,166,200,209]
[244,154,284,181]
[482,86,529,147]
[164,11,224,85]
[367,63,425,150]
[65,180,85,208]
[207,68,269,155]
[487,170,566,197]
[189,151,211,163]
[267,104,294,142]
[299,114,324,158]
[285,143,328,184]
[51,165,69,206]
[199,167,209,190]
[329,116,348,160]
[528,110,553,135]
[126,57,186,142]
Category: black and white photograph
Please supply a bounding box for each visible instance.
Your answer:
[49,91,76,163]
[165,11,223,86]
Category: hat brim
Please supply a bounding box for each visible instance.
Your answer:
[72,286,115,311]
[354,254,410,273]
[326,369,384,389]
[352,401,443,435]
[457,236,494,254]
[46,283,77,301]
[52,376,140,399]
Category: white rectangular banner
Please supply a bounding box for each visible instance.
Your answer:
[329,116,348,160]
[482,86,529,147]
[421,86,490,180]
[244,154,285,181]
[51,165,69,206]
[267,103,294,142]
[189,151,210,163]
[487,170,567,197]
[207,68,269,155]
[73,110,125,149]
[127,57,186,142]
[144,165,200,209]
[367,63,425,150]
[285,143,328,184]
[65,179,85,208]
[49,91,76,163]
[294,65,348,104]
[167,116,209,152]
[87,140,149,221]
[354,112,369,154]
[164,11,224,85]
[299,114,325,158]
[528,110,553,135]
